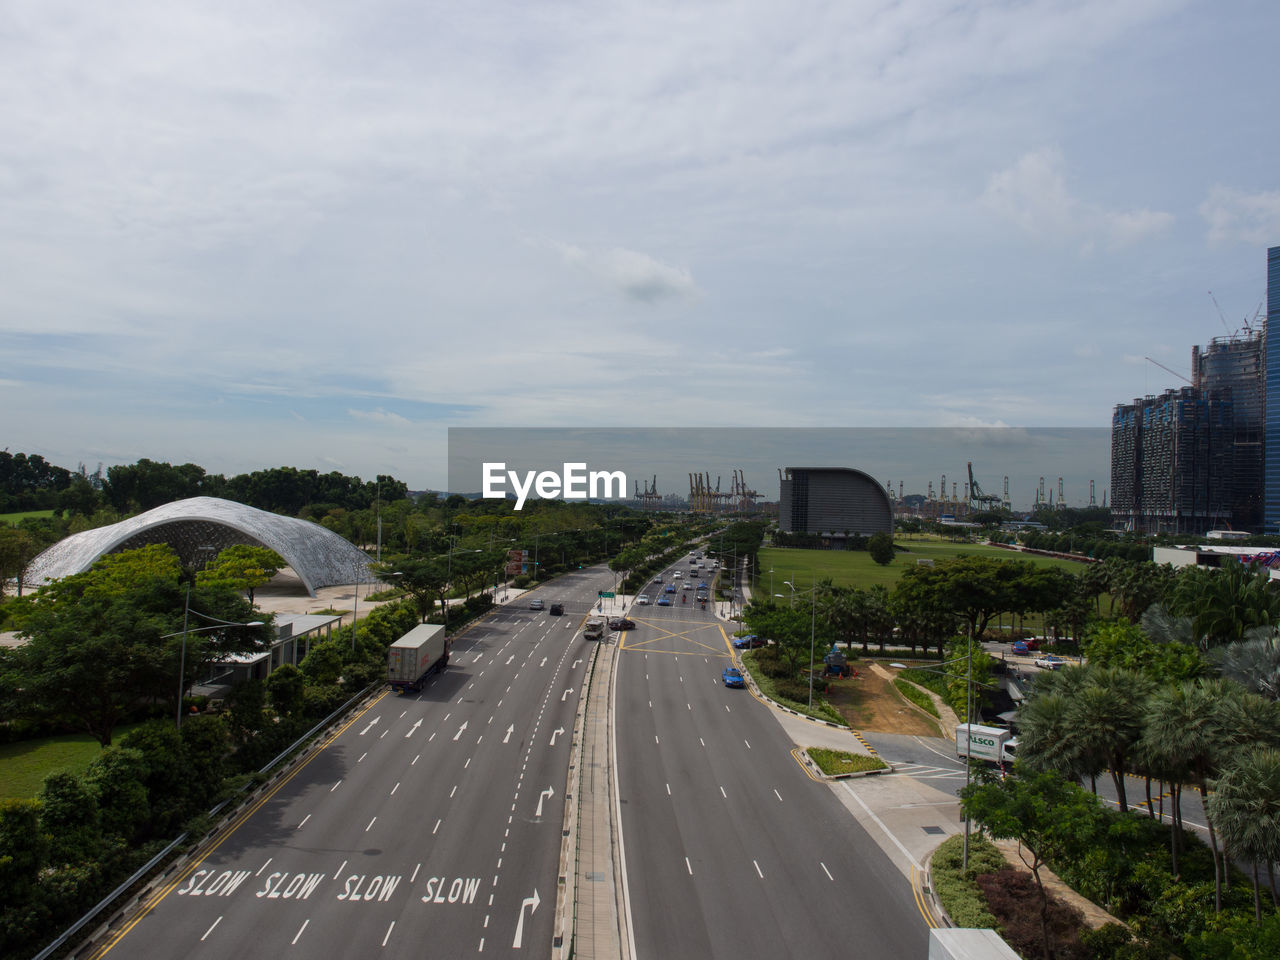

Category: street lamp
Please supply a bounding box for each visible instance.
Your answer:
[164,584,263,729]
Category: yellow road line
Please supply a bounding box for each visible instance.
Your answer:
[789,747,825,783]
[90,691,389,958]
[911,865,941,928]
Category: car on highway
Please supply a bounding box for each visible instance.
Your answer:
[665,584,677,593]
[608,617,636,630]
[549,602,564,616]
[682,582,693,590]
[528,598,544,611]
[657,596,672,606]
[636,595,651,605]
[1035,654,1067,670]
[732,634,766,649]
[653,575,664,583]
[673,572,682,579]
[722,667,746,688]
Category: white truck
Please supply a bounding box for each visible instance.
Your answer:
[956,723,1018,766]
[583,617,606,641]
[388,624,452,692]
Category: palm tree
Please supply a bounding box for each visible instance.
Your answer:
[1207,745,1280,919]
[1067,666,1153,813]
[1214,626,1280,701]
[1020,666,1105,790]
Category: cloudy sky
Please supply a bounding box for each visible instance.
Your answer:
[4,0,1278,496]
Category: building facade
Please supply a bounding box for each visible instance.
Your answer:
[1194,329,1264,530]
[777,467,893,542]
[1266,246,1280,531]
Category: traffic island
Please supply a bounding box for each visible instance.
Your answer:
[803,746,889,779]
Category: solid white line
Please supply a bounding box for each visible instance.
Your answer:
[754,860,764,879]
[840,781,921,870]
[382,921,395,947]
[297,814,311,829]
[291,919,309,945]
[201,916,222,941]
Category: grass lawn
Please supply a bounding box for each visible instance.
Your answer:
[0,509,55,526]
[0,724,145,799]
[758,540,1089,593]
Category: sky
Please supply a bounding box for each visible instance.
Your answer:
[4,0,1279,499]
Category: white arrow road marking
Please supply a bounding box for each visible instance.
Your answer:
[540,657,547,667]
[359,716,380,735]
[561,687,574,702]
[506,655,515,665]
[549,727,564,746]
[512,888,540,948]
[572,659,582,669]
[504,724,514,744]
[535,787,554,818]
[405,719,422,738]
[453,721,469,741]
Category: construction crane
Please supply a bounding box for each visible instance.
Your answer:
[1145,356,1192,385]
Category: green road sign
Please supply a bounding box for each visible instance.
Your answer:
[597,591,615,598]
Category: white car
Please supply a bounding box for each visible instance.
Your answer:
[673,572,682,579]
[1034,654,1067,670]
[636,595,651,605]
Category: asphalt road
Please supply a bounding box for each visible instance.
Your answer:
[615,557,929,960]
[88,569,610,960]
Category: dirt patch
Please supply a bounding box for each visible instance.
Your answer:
[818,662,942,736]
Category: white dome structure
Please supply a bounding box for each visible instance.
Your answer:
[24,496,372,597]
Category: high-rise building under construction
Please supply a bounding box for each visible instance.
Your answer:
[1194,329,1264,530]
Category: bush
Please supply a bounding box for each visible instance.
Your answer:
[893,678,940,717]
[512,574,531,588]
[463,593,494,614]
[930,834,1001,929]
[806,748,887,775]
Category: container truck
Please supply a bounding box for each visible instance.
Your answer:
[388,624,451,692]
[583,617,606,640]
[955,723,1017,765]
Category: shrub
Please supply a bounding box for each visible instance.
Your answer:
[512,574,531,588]
[893,678,939,717]
[930,834,1001,929]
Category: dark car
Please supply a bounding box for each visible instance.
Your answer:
[549,602,564,616]
[732,634,766,649]
[608,617,636,630]
[665,584,677,594]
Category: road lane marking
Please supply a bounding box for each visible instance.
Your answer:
[359,752,367,762]
[685,857,693,875]
[399,710,407,718]
[335,860,347,878]
[720,786,726,798]
[256,858,272,877]
[745,740,751,749]
[382,921,395,947]
[201,917,222,941]
[330,780,342,792]
[754,860,764,879]
[366,817,377,832]
[297,815,310,829]
[666,783,671,795]
[450,785,458,798]
[433,819,441,834]
[412,754,420,765]
[774,789,783,802]
[411,863,421,883]
[821,862,834,881]
[390,782,399,796]
[291,920,309,945]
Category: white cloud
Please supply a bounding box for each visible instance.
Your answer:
[1200,186,1280,247]
[347,408,412,427]
[556,243,698,303]
[982,148,1173,249]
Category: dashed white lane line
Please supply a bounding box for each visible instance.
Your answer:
[297,814,311,829]
[754,860,764,879]
[774,789,783,802]
[201,917,222,941]
[433,819,441,835]
[291,920,309,945]
[719,786,726,798]
[256,858,272,877]
[366,817,377,832]
[820,862,834,881]
[685,857,693,876]
[390,782,399,795]
[666,783,671,796]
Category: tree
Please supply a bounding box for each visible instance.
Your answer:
[38,771,102,866]
[867,532,895,566]
[84,746,150,842]
[376,555,448,623]
[962,771,1119,960]
[196,545,284,606]
[1214,626,1280,700]
[1169,559,1280,648]
[1067,666,1153,813]
[1207,746,1280,920]
[896,555,1035,640]
[0,527,39,598]
[267,663,306,718]
[743,604,813,674]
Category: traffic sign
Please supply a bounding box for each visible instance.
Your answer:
[597,591,615,598]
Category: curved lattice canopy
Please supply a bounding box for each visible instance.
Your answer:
[24,496,372,597]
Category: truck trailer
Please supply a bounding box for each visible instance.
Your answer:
[388,624,452,692]
[956,723,1018,766]
[583,617,606,640]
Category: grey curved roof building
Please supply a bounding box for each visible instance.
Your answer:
[24,496,373,597]
[778,467,893,539]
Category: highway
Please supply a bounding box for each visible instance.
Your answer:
[614,556,929,960]
[88,569,609,960]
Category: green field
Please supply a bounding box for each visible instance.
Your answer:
[0,724,144,799]
[758,539,1088,592]
[0,509,55,526]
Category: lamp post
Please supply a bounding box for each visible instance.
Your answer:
[783,580,818,708]
[165,584,263,729]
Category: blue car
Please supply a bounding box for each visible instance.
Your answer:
[722,667,745,688]
[665,584,677,593]
[657,595,671,606]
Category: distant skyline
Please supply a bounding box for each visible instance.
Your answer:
[4,1,1279,490]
